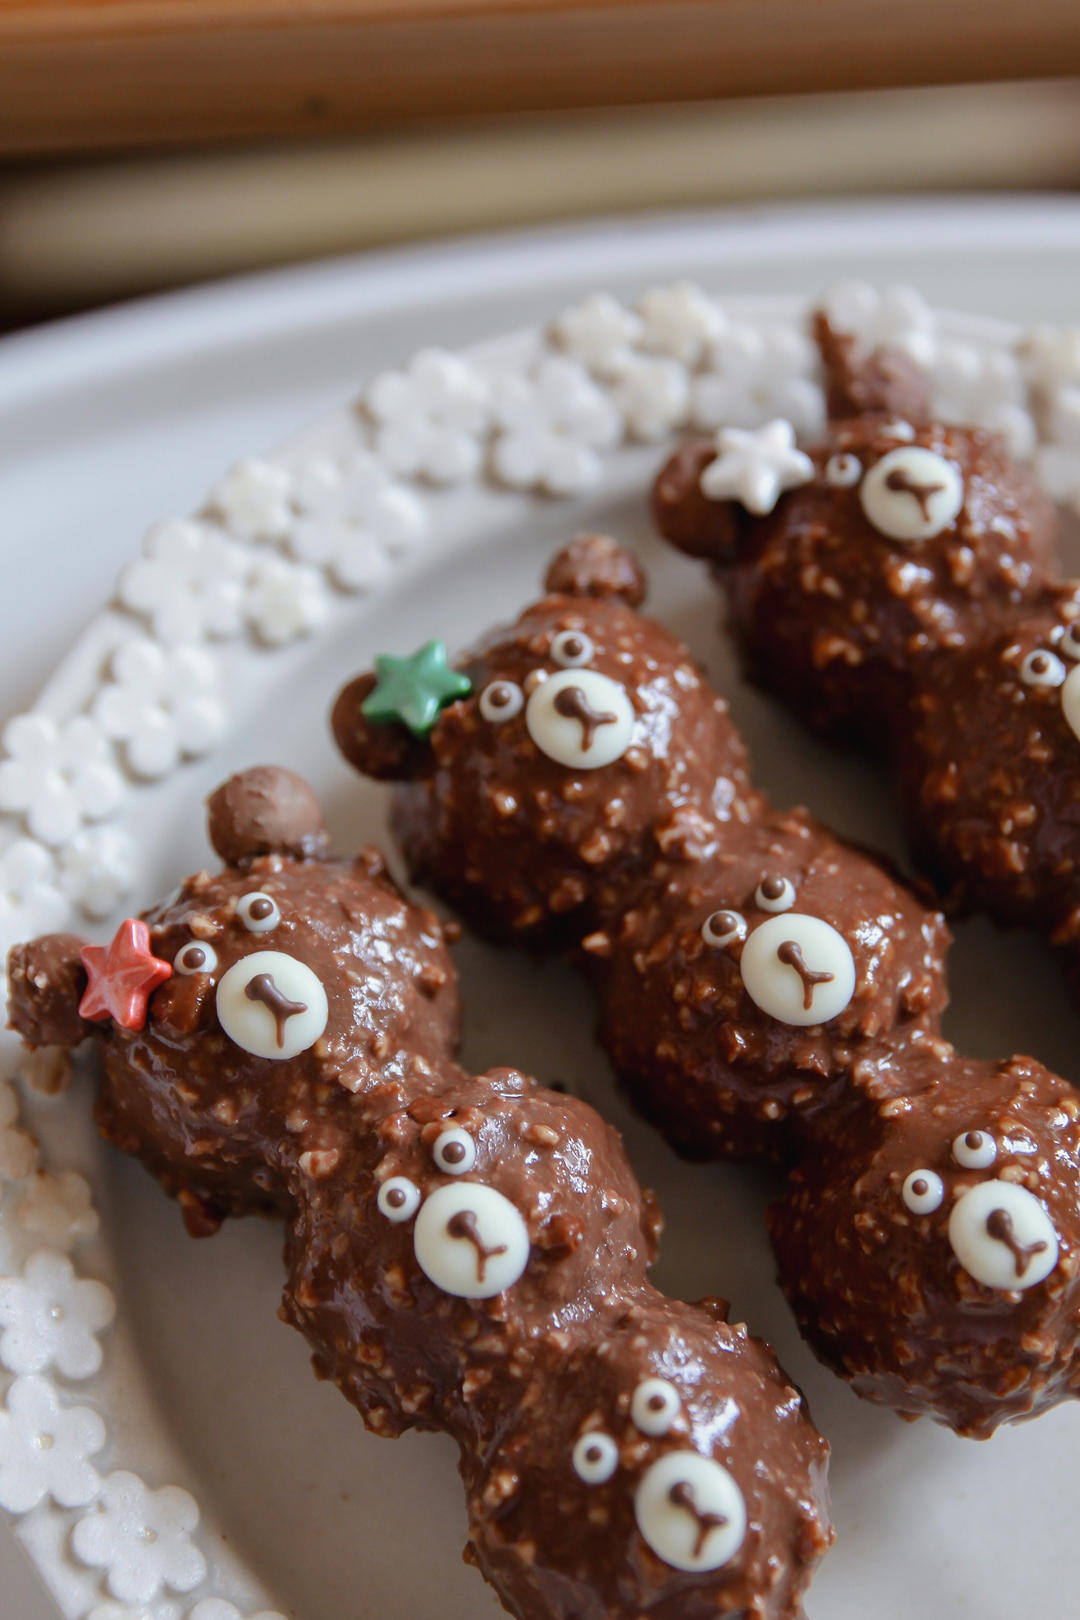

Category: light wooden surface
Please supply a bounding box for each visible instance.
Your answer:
[2,0,1080,153]
[3,82,1079,314]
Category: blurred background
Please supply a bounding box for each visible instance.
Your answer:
[2,0,1080,332]
[2,8,1080,1618]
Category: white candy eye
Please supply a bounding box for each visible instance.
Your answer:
[631,1378,681,1436]
[1019,649,1066,689]
[902,1169,945,1214]
[953,1129,997,1170]
[1060,624,1080,661]
[215,949,328,1060]
[378,1176,421,1222]
[479,681,524,723]
[573,1432,619,1485]
[740,914,856,1027]
[948,1180,1059,1291]
[174,941,217,976]
[433,1127,476,1175]
[755,875,795,913]
[859,446,964,542]
[882,419,916,442]
[551,629,595,668]
[701,909,746,948]
[525,669,636,770]
[825,452,862,488]
[634,1453,747,1573]
[237,892,281,933]
[413,1182,531,1299]
[1061,663,1080,744]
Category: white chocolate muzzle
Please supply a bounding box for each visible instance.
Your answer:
[215,950,329,1060]
[525,669,635,769]
[634,1452,747,1572]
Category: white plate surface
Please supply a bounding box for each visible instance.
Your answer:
[4,198,1080,1620]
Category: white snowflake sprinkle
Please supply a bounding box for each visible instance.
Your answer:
[1046,387,1080,451]
[609,355,690,442]
[57,824,138,920]
[491,357,623,494]
[1020,325,1080,394]
[210,459,293,542]
[21,1044,74,1098]
[0,1077,39,1183]
[0,1374,105,1513]
[1037,444,1080,511]
[18,1171,100,1249]
[73,1471,207,1605]
[93,640,225,780]
[119,520,250,645]
[366,349,491,484]
[0,1249,115,1379]
[818,280,936,367]
[700,419,815,514]
[0,837,69,957]
[550,293,643,377]
[693,324,825,438]
[927,340,1034,459]
[188,1602,289,1620]
[0,714,125,847]
[244,558,329,646]
[637,282,725,366]
[287,452,426,591]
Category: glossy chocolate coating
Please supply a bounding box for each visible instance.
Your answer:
[6,767,831,1620]
[655,417,1055,751]
[334,550,1080,1435]
[771,1050,1080,1437]
[652,315,1080,972]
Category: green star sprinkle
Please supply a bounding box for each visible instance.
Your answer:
[362,641,472,737]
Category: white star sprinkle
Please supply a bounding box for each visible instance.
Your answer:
[699,419,814,514]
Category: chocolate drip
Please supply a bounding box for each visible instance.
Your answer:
[446,1207,509,1283]
[986,1206,1049,1279]
[552,685,617,751]
[668,1480,729,1558]
[883,466,946,519]
[775,941,835,1012]
[244,972,308,1047]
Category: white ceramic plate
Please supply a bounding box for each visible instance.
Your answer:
[4,201,1080,1620]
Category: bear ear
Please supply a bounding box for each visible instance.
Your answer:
[652,442,746,563]
[7,933,92,1049]
[814,311,931,424]
[331,673,435,784]
[543,534,647,608]
[206,767,330,865]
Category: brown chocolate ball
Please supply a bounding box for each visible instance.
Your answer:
[206,765,329,864]
[770,1051,1080,1435]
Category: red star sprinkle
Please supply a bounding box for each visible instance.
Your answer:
[79,919,173,1031]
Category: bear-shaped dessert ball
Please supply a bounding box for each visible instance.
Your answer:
[7,765,832,1620]
[334,536,946,1163]
[333,540,1080,1436]
[770,1052,1080,1437]
[652,310,1080,980]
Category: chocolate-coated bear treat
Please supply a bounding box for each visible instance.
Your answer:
[334,543,1080,1436]
[652,313,1080,961]
[6,767,832,1620]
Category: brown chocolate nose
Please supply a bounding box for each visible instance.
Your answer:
[775,939,835,1012]
[985,1205,1049,1279]
[552,684,617,751]
[883,465,946,519]
[667,1479,730,1559]
[446,1207,509,1284]
[244,972,309,1048]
